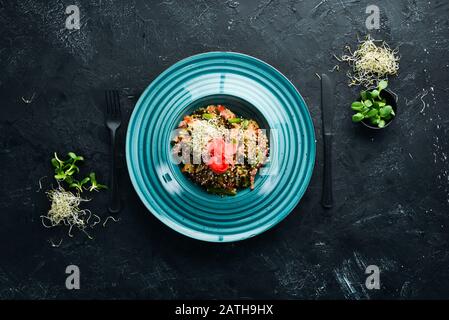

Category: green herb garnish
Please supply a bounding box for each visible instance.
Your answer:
[87,172,107,192]
[202,113,214,120]
[228,118,242,124]
[351,80,395,128]
[51,152,107,192]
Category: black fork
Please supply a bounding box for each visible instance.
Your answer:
[105,90,122,214]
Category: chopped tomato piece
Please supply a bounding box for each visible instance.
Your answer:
[208,156,228,174]
[207,138,238,174]
[184,116,193,123]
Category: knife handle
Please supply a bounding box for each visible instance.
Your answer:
[322,134,334,209]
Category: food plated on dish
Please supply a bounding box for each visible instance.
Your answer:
[126,52,315,242]
[172,105,269,196]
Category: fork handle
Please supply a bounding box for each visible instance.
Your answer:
[109,129,121,214]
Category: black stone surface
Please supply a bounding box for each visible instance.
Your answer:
[0,0,448,299]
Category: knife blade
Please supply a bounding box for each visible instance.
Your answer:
[321,73,334,209]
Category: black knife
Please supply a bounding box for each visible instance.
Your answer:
[321,74,334,209]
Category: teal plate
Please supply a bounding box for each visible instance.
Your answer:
[126,52,316,242]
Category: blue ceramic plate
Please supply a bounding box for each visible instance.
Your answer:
[126,52,315,242]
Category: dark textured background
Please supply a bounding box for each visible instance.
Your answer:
[0,0,448,299]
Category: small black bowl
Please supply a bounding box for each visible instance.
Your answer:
[361,88,398,130]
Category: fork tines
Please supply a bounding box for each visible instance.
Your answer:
[105,90,122,118]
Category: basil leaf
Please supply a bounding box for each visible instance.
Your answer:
[68,152,78,160]
[371,90,380,98]
[380,105,393,117]
[365,91,372,100]
[364,100,373,107]
[89,172,97,183]
[51,158,60,169]
[351,101,364,111]
[352,113,364,122]
[366,109,378,118]
[378,80,388,91]
[79,177,90,186]
[66,168,76,176]
[378,119,386,128]
[68,152,84,162]
[371,117,380,125]
[95,184,108,190]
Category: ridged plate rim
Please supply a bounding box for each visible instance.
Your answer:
[126,51,316,242]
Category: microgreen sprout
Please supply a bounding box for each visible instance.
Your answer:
[51,152,107,192]
[43,152,110,239]
[88,172,108,192]
[340,35,400,87]
[351,80,395,128]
